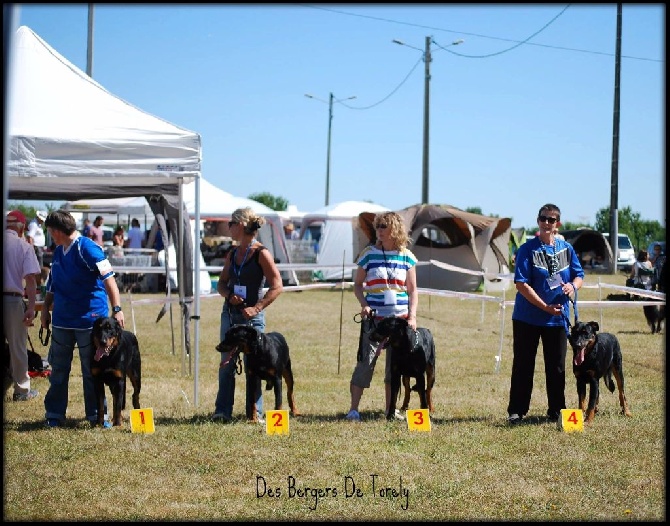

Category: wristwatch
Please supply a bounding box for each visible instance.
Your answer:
[112,305,122,314]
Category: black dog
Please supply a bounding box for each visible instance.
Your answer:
[568,321,632,424]
[91,317,142,427]
[216,325,298,421]
[643,304,665,334]
[368,316,436,421]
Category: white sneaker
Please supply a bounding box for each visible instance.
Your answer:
[345,409,361,421]
[256,415,265,424]
[394,409,405,421]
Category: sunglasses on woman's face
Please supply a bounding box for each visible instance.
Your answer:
[538,215,558,224]
[375,224,388,230]
[228,221,239,228]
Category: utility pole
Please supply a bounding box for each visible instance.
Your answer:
[326,92,334,207]
[609,4,622,274]
[394,37,462,206]
[305,92,356,207]
[422,36,431,205]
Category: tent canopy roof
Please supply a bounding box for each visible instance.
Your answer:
[8,25,201,200]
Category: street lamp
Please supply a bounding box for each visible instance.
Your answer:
[393,37,463,204]
[305,92,356,206]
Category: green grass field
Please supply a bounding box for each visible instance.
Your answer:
[3,272,665,521]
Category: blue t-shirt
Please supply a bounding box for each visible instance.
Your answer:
[45,234,115,330]
[512,236,584,327]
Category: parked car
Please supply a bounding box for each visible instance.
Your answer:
[603,233,636,272]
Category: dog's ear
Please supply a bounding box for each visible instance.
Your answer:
[588,321,599,332]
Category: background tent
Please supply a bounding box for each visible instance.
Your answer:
[182,177,298,285]
[357,204,512,292]
[64,196,154,217]
[298,200,390,281]
[560,228,614,271]
[6,26,205,401]
[509,227,527,269]
[63,195,155,231]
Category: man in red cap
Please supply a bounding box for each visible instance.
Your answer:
[4,210,41,401]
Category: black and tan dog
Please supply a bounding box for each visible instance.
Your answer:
[368,316,436,421]
[568,321,632,424]
[216,325,299,421]
[91,316,142,427]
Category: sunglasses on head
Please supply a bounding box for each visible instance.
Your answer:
[538,215,558,224]
[375,224,388,230]
[228,221,239,228]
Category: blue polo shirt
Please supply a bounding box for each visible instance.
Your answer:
[512,236,584,327]
[45,234,115,330]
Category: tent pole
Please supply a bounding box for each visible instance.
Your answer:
[193,176,202,407]
[337,250,346,374]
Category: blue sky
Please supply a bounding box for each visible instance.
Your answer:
[8,3,665,229]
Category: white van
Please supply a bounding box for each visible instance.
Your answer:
[603,233,636,271]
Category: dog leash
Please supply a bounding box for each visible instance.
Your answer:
[219,347,243,375]
[39,326,51,346]
[561,290,579,336]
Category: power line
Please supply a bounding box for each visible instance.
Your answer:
[302,4,663,63]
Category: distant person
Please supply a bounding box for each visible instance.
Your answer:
[26,210,47,267]
[81,218,92,239]
[4,210,41,402]
[126,218,145,249]
[507,203,584,426]
[89,216,105,247]
[41,209,125,428]
[629,250,654,290]
[649,243,665,291]
[283,221,299,240]
[112,226,125,247]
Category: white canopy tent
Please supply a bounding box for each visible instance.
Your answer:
[63,196,154,217]
[6,25,206,405]
[299,200,390,281]
[182,178,298,285]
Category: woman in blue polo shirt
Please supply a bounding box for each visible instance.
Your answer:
[507,203,584,425]
[41,210,125,428]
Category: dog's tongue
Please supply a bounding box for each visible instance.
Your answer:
[573,348,585,366]
[374,337,389,358]
[94,346,107,362]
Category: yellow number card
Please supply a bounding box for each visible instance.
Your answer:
[130,408,155,434]
[266,410,289,435]
[558,409,584,433]
[407,409,431,432]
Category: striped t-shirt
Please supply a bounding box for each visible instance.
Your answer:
[357,244,417,318]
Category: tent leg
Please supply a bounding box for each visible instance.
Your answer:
[495,289,506,374]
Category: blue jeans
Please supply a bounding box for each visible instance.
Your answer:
[44,327,107,423]
[214,306,265,419]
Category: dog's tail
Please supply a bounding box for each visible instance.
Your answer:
[604,370,615,393]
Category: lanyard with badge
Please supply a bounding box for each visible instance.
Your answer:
[381,247,397,305]
[231,242,254,300]
[544,245,563,290]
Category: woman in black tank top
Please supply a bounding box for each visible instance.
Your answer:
[212,207,284,423]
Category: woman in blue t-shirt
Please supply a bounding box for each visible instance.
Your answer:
[507,203,584,425]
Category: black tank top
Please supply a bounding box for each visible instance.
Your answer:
[226,245,267,307]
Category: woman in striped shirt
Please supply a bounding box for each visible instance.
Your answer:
[345,211,418,422]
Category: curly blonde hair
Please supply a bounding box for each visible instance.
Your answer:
[373,211,411,250]
[230,207,266,234]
